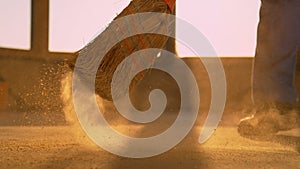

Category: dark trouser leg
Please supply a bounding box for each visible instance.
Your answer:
[252,0,300,105]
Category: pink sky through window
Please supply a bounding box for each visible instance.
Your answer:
[0,0,260,57]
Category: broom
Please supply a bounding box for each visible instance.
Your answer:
[70,0,176,101]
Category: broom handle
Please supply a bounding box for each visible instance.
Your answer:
[164,0,176,13]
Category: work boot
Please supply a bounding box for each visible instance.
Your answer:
[238,102,299,136]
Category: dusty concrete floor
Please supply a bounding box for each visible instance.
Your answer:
[0,124,299,169]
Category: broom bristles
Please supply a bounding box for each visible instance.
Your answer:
[72,0,175,101]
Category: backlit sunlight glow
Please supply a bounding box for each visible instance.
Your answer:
[0,0,31,50]
[0,0,260,57]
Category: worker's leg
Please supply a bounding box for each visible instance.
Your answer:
[239,0,300,136]
[252,0,300,104]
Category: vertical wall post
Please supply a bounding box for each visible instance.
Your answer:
[31,0,49,55]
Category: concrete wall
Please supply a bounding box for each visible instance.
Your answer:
[0,57,68,125]
[1,56,300,126]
